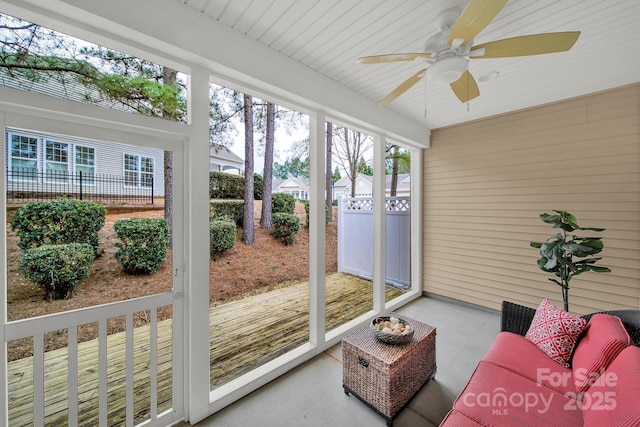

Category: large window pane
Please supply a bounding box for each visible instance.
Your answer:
[75,146,95,185]
[45,140,69,183]
[5,130,174,425]
[124,154,140,186]
[327,124,379,333]
[9,133,38,181]
[208,85,310,390]
[385,142,412,304]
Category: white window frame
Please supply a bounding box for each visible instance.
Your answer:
[123,153,154,188]
[74,145,96,186]
[44,139,70,184]
[8,131,39,182]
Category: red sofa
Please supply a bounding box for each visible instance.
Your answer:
[440,301,640,426]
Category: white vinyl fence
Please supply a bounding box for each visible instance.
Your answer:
[337,196,411,289]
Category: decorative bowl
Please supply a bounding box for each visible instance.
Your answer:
[370,315,414,345]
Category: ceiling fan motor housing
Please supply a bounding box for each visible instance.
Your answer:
[426,55,468,83]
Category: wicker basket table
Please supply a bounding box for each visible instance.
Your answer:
[342,314,436,426]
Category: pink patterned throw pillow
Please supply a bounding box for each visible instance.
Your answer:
[525,299,587,367]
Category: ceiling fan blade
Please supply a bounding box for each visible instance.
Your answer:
[470,32,580,58]
[448,0,508,46]
[356,52,432,64]
[450,70,480,103]
[378,69,427,106]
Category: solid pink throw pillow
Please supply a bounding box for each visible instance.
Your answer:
[525,299,587,367]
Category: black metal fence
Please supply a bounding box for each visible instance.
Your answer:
[6,168,155,204]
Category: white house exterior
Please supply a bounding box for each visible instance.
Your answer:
[209,144,243,174]
[272,177,310,200]
[6,127,166,197]
[333,173,410,199]
[333,173,373,198]
[385,173,411,196]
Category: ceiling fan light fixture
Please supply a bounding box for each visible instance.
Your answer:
[427,56,468,84]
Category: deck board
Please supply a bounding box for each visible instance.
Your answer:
[7,273,405,426]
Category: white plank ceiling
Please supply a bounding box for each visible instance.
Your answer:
[179,0,640,130]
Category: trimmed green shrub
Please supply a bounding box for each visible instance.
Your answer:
[272,193,296,215]
[209,171,263,200]
[209,171,245,199]
[272,212,300,245]
[302,200,329,227]
[10,198,106,255]
[114,218,169,274]
[210,200,244,226]
[253,173,264,200]
[210,219,236,257]
[20,243,95,299]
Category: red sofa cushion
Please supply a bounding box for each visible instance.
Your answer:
[572,314,631,394]
[448,360,583,427]
[482,332,575,395]
[439,409,484,426]
[525,299,587,367]
[582,345,640,427]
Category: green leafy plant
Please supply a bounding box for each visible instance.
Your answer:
[114,218,169,274]
[209,171,263,200]
[210,219,236,258]
[272,193,296,215]
[210,200,245,226]
[20,243,95,299]
[11,198,106,255]
[302,200,329,228]
[530,210,611,311]
[272,212,300,245]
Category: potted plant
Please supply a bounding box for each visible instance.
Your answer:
[530,210,611,312]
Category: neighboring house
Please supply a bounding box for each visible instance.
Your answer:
[333,173,373,198]
[5,127,165,197]
[210,144,243,174]
[272,177,310,200]
[385,173,411,196]
[333,173,411,199]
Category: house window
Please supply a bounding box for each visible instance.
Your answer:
[124,154,154,187]
[124,154,139,186]
[45,140,70,183]
[75,146,95,185]
[141,156,154,188]
[9,133,38,181]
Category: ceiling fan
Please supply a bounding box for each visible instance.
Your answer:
[357,0,580,106]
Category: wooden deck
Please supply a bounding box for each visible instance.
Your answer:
[7,273,405,426]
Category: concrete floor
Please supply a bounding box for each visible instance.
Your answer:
[181,296,500,427]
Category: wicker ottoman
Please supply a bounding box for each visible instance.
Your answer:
[342,314,436,426]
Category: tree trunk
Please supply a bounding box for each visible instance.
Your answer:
[390,145,399,197]
[162,67,178,248]
[325,121,333,222]
[261,102,275,229]
[163,151,174,247]
[243,94,255,245]
[345,128,357,197]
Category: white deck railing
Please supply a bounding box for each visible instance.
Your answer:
[4,292,176,427]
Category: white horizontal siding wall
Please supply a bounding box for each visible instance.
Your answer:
[6,127,165,196]
[423,84,640,315]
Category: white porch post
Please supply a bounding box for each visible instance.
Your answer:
[309,110,326,347]
[0,111,7,427]
[410,148,423,294]
[184,67,212,424]
[373,133,386,312]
